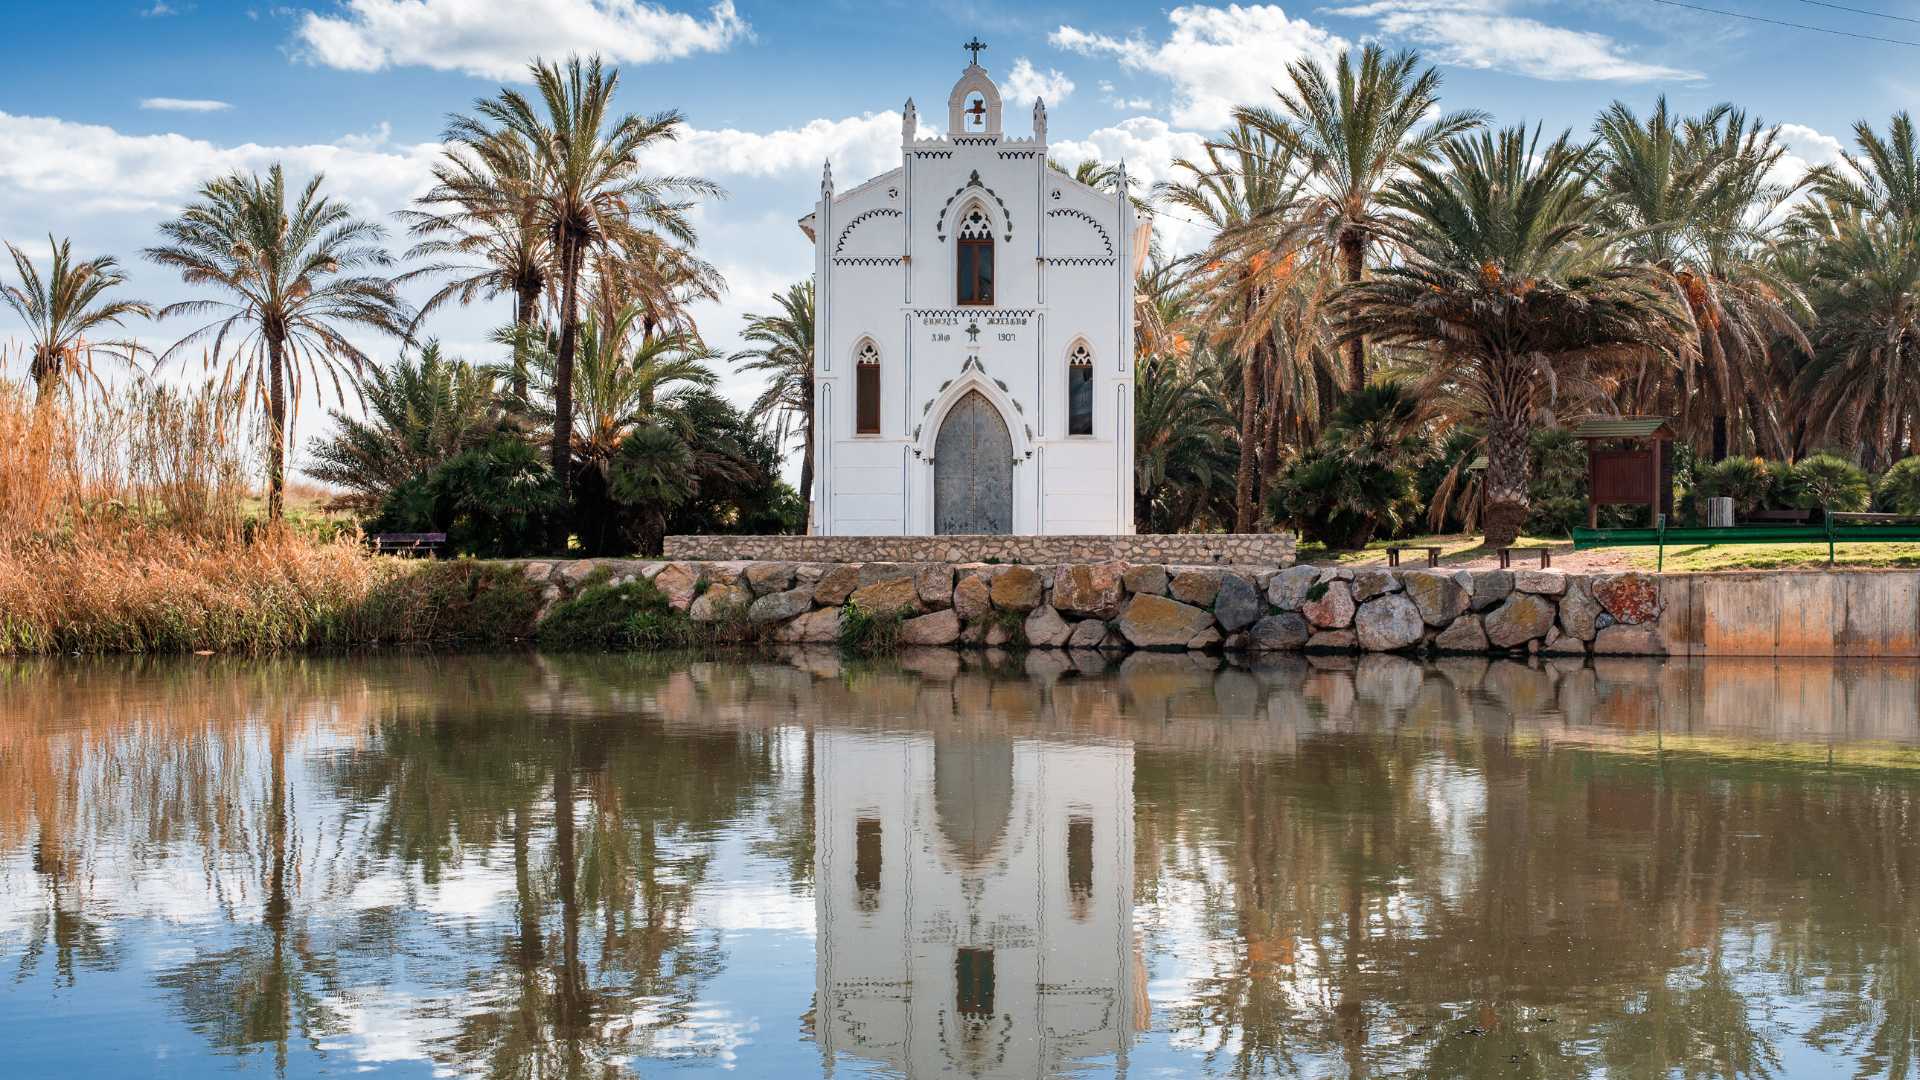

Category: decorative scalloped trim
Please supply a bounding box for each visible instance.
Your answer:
[1046,207,1114,257]
[832,208,902,255]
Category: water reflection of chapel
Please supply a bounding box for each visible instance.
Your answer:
[811,728,1143,1076]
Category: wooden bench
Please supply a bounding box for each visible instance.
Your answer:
[368,532,447,557]
[1384,546,1444,568]
[1497,546,1551,569]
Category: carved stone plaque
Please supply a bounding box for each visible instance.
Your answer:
[934,391,1013,535]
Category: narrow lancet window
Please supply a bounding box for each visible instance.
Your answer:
[855,340,881,434]
[1067,342,1094,436]
[957,208,994,306]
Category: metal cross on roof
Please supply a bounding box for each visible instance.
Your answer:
[964,37,987,65]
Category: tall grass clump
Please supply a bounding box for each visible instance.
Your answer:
[0,379,539,654]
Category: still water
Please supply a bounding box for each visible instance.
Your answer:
[2,649,1918,1078]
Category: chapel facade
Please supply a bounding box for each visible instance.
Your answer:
[801,44,1140,535]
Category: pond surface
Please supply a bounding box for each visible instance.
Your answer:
[2,650,1919,1078]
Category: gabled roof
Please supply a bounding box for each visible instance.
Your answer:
[1571,417,1675,440]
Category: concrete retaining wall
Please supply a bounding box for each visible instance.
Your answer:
[513,559,1920,658]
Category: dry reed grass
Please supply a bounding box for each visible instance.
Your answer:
[0,379,538,654]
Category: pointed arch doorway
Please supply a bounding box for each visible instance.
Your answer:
[934,391,1013,534]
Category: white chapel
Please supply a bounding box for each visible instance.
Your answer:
[801,42,1142,536]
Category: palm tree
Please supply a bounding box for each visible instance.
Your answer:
[1,236,152,402]
[730,280,815,532]
[452,54,721,493]
[1336,126,1694,545]
[145,165,410,521]
[1134,351,1238,532]
[1233,44,1485,391]
[398,130,549,400]
[1593,99,1810,459]
[302,341,507,510]
[1159,126,1329,530]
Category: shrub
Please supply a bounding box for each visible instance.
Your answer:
[1787,453,1872,514]
[836,601,900,655]
[535,574,689,651]
[1693,457,1775,515]
[1270,450,1419,548]
[1524,428,1589,537]
[330,560,542,647]
[1877,457,1920,514]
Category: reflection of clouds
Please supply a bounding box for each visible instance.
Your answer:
[316,987,461,1075]
[1412,761,1485,903]
[616,1001,760,1067]
[692,882,814,934]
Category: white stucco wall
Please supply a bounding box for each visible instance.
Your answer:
[804,62,1136,536]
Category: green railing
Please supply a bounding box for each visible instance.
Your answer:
[1572,514,1920,570]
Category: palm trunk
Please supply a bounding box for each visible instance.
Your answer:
[552,235,583,492]
[512,281,538,403]
[1233,348,1262,533]
[1340,232,1367,392]
[1481,375,1532,547]
[267,330,287,522]
[1258,334,1285,506]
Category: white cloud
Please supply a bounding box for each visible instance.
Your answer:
[645,112,932,183]
[1329,0,1700,83]
[141,2,178,15]
[296,0,749,80]
[1771,122,1846,196]
[1052,4,1348,130]
[140,97,232,113]
[1050,116,1213,252]
[1002,58,1074,107]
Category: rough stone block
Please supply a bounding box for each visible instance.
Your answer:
[689,583,750,623]
[812,564,860,607]
[1592,572,1661,625]
[848,576,921,618]
[1559,576,1602,641]
[900,609,961,646]
[1594,622,1666,655]
[1306,629,1358,651]
[1053,562,1126,618]
[744,561,796,596]
[1267,564,1321,611]
[953,574,991,621]
[1354,594,1425,651]
[1470,570,1513,612]
[1249,613,1311,650]
[747,588,813,624]
[774,607,842,643]
[1512,569,1566,596]
[1024,605,1073,647]
[915,564,955,610]
[1122,563,1168,595]
[990,566,1044,612]
[1168,569,1224,607]
[1117,594,1215,649]
[1433,614,1489,652]
[1484,593,1555,648]
[1302,581,1356,629]
[1402,570,1469,626]
[1352,568,1401,602]
[1212,574,1262,632]
[1067,618,1109,649]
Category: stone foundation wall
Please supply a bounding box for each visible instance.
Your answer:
[514,558,1714,657]
[661,533,1297,566]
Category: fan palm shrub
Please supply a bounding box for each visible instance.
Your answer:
[1876,456,1920,514]
[1335,125,1694,545]
[1693,456,1775,516]
[1786,453,1871,514]
[1,236,153,401]
[144,165,409,521]
[1268,380,1429,548]
[304,341,507,511]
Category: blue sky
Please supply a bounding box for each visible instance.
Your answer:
[1,0,1916,459]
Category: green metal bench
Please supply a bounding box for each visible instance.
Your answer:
[1574,515,1920,570]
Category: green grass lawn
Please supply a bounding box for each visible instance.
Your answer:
[1627,542,1920,572]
